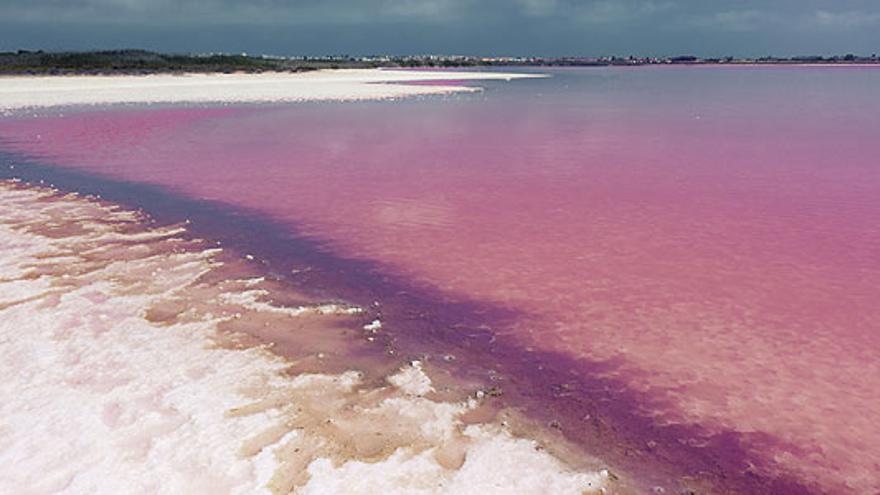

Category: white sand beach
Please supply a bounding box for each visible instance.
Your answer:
[0,69,541,111]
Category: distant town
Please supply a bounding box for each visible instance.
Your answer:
[2,49,879,75]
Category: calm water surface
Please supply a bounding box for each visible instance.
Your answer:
[2,67,879,494]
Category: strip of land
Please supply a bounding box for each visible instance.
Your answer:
[3,49,878,75]
[0,69,540,112]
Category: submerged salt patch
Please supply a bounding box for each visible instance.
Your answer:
[0,181,606,494]
[363,318,383,332]
[218,289,363,317]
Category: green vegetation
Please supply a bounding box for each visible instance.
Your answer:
[0,49,390,75]
[0,49,498,75]
[2,49,878,75]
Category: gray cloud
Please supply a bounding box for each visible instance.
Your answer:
[686,10,776,32]
[1,0,879,56]
[811,9,880,29]
[0,0,475,24]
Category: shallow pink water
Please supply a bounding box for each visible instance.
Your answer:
[2,67,879,493]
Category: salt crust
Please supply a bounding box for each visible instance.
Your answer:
[0,69,543,112]
[0,182,605,494]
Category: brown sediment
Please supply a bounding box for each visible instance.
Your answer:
[0,179,618,494]
[0,290,64,310]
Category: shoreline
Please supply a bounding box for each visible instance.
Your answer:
[0,179,614,494]
[0,148,823,495]
[0,68,843,493]
[0,69,542,112]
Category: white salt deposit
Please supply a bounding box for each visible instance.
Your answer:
[363,318,383,332]
[0,69,542,111]
[386,361,434,397]
[0,181,606,494]
[218,289,363,317]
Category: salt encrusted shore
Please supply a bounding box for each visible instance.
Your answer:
[0,69,541,111]
[0,68,608,495]
[0,181,608,494]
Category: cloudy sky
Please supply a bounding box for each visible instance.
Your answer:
[2,0,879,57]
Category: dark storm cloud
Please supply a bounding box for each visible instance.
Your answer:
[1,0,879,56]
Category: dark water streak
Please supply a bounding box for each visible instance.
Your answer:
[0,148,821,495]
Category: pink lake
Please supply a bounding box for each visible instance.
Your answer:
[2,66,879,494]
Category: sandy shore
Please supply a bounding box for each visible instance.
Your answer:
[0,69,541,111]
[0,180,608,494]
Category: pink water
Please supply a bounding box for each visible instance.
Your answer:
[2,67,879,493]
